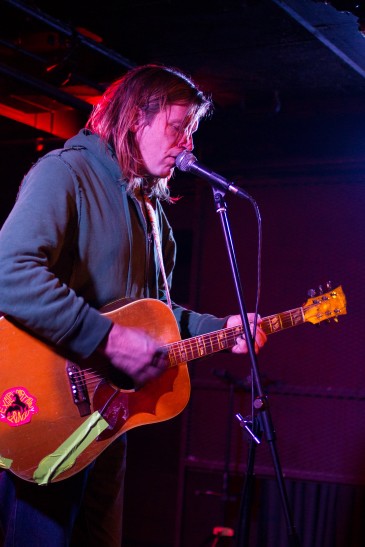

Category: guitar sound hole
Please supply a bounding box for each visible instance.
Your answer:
[108,368,135,391]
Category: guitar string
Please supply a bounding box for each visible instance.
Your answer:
[68,299,343,388]
[70,323,275,388]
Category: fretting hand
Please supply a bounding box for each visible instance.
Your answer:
[226,314,267,354]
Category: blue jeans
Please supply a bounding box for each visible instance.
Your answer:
[0,435,126,547]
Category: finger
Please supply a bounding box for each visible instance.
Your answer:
[232,335,248,354]
[256,328,267,346]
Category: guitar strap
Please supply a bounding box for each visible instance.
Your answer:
[143,197,173,311]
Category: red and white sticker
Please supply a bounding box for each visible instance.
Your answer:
[0,387,39,427]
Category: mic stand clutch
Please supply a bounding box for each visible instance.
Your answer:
[210,185,300,547]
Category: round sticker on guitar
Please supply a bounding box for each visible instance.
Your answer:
[0,387,39,427]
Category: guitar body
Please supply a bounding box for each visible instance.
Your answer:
[0,299,190,483]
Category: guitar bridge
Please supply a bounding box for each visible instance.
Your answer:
[66,362,91,417]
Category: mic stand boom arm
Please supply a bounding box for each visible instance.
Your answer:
[210,185,300,547]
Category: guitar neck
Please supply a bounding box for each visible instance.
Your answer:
[167,306,304,367]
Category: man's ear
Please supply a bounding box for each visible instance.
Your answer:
[130,108,144,133]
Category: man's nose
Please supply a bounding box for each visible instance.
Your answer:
[178,133,193,151]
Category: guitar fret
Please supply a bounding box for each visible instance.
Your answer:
[186,338,194,361]
[171,341,185,366]
[168,343,178,367]
[207,333,215,354]
[179,342,188,362]
[196,336,207,357]
[218,331,227,350]
[263,307,305,335]
[290,308,305,326]
[265,314,282,334]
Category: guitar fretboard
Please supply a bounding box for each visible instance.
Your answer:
[166,306,305,367]
[261,307,304,335]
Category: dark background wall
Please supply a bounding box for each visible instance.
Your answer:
[113,102,364,546]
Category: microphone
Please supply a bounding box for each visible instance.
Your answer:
[175,151,251,200]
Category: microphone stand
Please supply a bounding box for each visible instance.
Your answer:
[210,185,300,547]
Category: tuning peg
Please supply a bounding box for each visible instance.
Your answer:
[307,289,316,297]
[326,281,332,290]
[318,285,323,295]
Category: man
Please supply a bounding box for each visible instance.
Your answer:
[0,64,267,546]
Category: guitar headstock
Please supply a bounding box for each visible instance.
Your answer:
[303,284,347,325]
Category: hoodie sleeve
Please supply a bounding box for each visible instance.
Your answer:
[0,153,112,359]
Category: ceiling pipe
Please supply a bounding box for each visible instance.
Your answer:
[4,0,136,69]
[0,62,93,113]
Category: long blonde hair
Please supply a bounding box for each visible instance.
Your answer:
[86,64,212,200]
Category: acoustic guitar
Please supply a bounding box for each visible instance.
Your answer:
[0,285,346,484]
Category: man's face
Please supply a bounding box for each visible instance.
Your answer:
[135,104,196,178]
